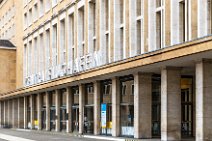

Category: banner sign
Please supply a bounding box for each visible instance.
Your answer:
[101,103,107,128]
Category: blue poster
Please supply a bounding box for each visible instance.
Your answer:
[101,103,107,128]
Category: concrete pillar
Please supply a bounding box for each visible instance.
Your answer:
[66,87,73,133]
[79,84,85,134]
[3,101,6,127]
[55,89,61,132]
[37,94,42,130]
[46,92,50,131]
[13,99,19,128]
[196,59,212,141]
[8,99,14,128]
[7,100,10,128]
[18,97,25,129]
[0,101,1,127]
[112,77,120,137]
[94,81,101,135]
[30,95,35,129]
[134,73,152,139]
[161,67,181,141]
[24,97,28,129]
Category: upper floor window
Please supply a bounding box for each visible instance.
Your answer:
[24,13,28,29]
[29,8,32,26]
[34,4,38,21]
[156,0,164,49]
[179,0,189,42]
[40,0,44,17]
[52,0,57,7]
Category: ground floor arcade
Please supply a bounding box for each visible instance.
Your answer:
[0,58,212,141]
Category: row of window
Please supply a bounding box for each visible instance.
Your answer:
[23,0,62,29]
[0,24,15,40]
[23,0,212,87]
[0,6,15,31]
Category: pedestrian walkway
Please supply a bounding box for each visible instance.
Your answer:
[0,133,35,141]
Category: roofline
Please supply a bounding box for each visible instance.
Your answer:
[0,46,16,50]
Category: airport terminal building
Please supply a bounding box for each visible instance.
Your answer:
[0,0,212,140]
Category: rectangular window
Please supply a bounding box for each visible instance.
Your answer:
[60,19,66,64]
[45,0,51,12]
[52,0,57,7]
[156,0,164,49]
[78,6,85,56]
[131,84,134,95]
[179,0,189,42]
[24,13,27,28]
[89,0,96,52]
[29,41,32,75]
[40,0,44,17]
[34,4,38,21]
[53,24,58,66]
[156,11,162,49]
[24,44,28,79]
[34,37,38,74]
[69,14,74,46]
[121,84,126,95]
[39,33,44,72]
[29,8,32,26]
[46,29,50,68]
[105,0,109,31]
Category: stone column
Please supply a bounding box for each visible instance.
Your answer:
[46,92,50,131]
[134,73,152,139]
[161,67,181,141]
[13,99,19,128]
[94,81,101,135]
[4,101,6,127]
[9,100,12,128]
[79,84,85,134]
[24,97,27,129]
[112,77,120,137]
[55,89,61,132]
[37,94,42,130]
[30,95,35,129]
[66,87,73,133]
[196,59,212,141]
[0,101,1,127]
[18,97,25,129]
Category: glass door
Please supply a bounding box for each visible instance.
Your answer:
[181,89,193,137]
[72,106,79,133]
[41,107,46,129]
[152,76,161,137]
[50,107,56,131]
[60,107,67,131]
[84,106,94,134]
[181,77,193,137]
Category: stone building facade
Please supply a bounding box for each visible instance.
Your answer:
[0,0,212,140]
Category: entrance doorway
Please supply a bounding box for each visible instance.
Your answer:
[152,76,161,137]
[100,80,112,135]
[41,107,46,129]
[120,75,134,137]
[181,77,193,137]
[60,107,67,131]
[84,106,94,134]
[72,106,79,132]
[50,107,56,131]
